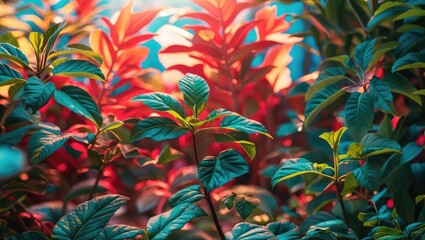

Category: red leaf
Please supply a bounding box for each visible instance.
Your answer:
[128,9,162,36]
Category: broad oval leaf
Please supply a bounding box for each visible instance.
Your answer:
[0,124,37,146]
[226,222,276,240]
[52,194,129,240]
[353,160,382,191]
[54,86,103,128]
[319,127,347,150]
[220,115,272,138]
[29,129,70,165]
[360,133,401,157]
[147,203,207,240]
[198,149,250,192]
[132,92,187,120]
[369,77,396,115]
[383,72,422,106]
[52,60,105,81]
[306,75,347,101]
[392,52,425,72]
[0,43,30,68]
[168,185,204,208]
[94,225,145,240]
[23,77,55,113]
[272,159,334,187]
[178,73,210,117]
[345,92,374,142]
[304,86,349,127]
[304,219,358,239]
[130,117,189,142]
[0,62,23,81]
[235,194,260,220]
[43,22,67,58]
[267,222,300,240]
[354,38,376,71]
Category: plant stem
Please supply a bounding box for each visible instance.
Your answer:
[191,133,226,240]
[333,150,350,227]
[347,0,370,38]
[88,149,110,200]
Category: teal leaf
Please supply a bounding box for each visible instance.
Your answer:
[226,222,275,240]
[304,86,348,127]
[223,192,237,209]
[360,133,401,157]
[220,115,272,138]
[130,117,189,142]
[0,124,37,145]
[303,219,358,239]
[43,22,66,57]
[369,77,396,115]
[0,62,23,81]
[382,72,422,106]
[267,222,300,240]
[28,129,69,165]
[345,92,374,141]
[367,41,399,72]
[48,46,103,65]
[10,231,50,240]
[276,122,298,137]
[52,60,105,81]
[147,203,207,240]
[52,194,129,240]
[354,39,376,71]
[234,194,260,220]
[199,149,249,192]
[177,73,210,117]
[305,75,348,101]
[214,132,256,160]
[95,225,145,240]
[195,108,236,126]
[272,159,334,188]
[367,2,411,30]
[23,77,55,113]
[132,92,186,120]
[54,86,103,128]
[0,146,26,179]
[353,160,382,191]
[0,43,30,68]
[392,52,425,72]
[168,185,204,208]
[404,222,425,239]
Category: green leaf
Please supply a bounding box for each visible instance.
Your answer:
[341,173,359,196]
[177,73,209,117]
[23,77,55,113]
[147,203,207,240]
[303,219,358,239]
[198,149,249,192]
[360,133,401,157]
[52,60,105,81]
[43,22,66,57]
[382,72,422,106]
[379,114,393,138]
[395,8,425,20]
[0,43,30,69]
[319,127,347,151]
[52,194,128,240]
[193,108,236,126]
[168,185,204,208]
[272,159,334,187]
[266,222,300,240]
[130,117,189,142]
[416,195,425,204]
[54,86,103,128]
[223,192,237,209]
[404,222,425,239]
[158,144,184,164]
[304,86,349,127]
[132,92,187,120]
[49,47,103,65]
[305,75,348,101]
[226,222,276,240]
[345,92,374,141]
[392,52,425,72]
[0,33,19,47]
[214,132,256,160]
[0,62,23,81]
[28,129,69,165]
[95,225,145,240]
[367,2,411,30]
[235,194,260,220]
[354,39,376,71]
[10,231,50,240]
[367,41,399,72]
[29,32,44,56]
[220,115,272,138]
[374,226,404,239]
[99,121,124,133]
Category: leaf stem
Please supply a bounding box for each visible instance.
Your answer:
[333,149,350,227]
[191,133,226,240]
